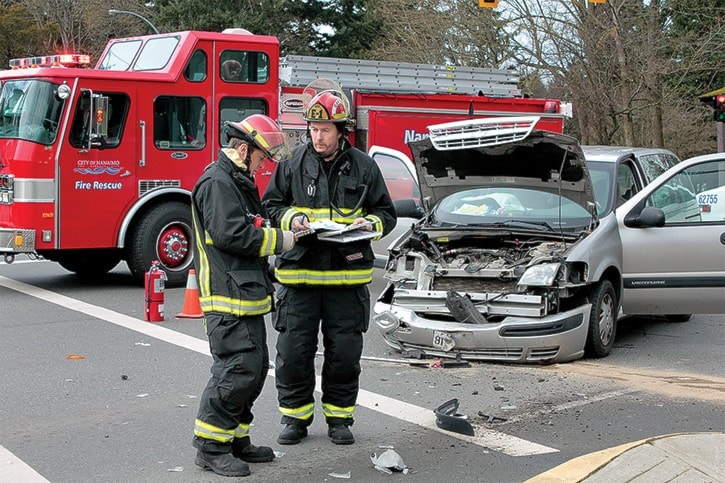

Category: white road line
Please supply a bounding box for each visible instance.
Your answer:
[0,445,50,482]
[0,274,557,456]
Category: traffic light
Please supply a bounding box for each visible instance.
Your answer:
[715,94,725,123]
[479,0,499,7]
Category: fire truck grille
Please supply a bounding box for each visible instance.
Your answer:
[139,180,180,197]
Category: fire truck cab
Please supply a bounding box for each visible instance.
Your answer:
[0,30,280,285]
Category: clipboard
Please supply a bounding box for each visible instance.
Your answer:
[317,229,381,243]
[301,220,379,243]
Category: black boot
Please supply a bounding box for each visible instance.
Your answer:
[328,424,354,445]
[195,450,250,477]
[232,437,275,463]
[277,424,308,445]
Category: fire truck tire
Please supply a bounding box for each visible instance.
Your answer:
[128,201,193,288]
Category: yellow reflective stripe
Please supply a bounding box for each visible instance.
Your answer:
[279,402,315,421]
[259,227,277,256]
[199,295,273,316]
[366,215,384,240]
[240,119,271,149]
[192,205,212,299]
[204,231,213,245]
[194,418,235,443]
[322,403,355,419]
[234,423,250,439]
[288,206,364,225]
[274,268,373,286]
[280,208,300,231]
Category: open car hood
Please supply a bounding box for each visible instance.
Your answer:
[409,119,596,211]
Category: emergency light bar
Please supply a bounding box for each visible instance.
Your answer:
[9,53,91,69]
[427,116,540,151]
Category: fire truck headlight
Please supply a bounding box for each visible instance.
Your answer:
[57,84,71,100]
[42,230,52,243]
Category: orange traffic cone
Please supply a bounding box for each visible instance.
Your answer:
[176,269,204,318]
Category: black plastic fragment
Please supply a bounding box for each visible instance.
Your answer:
[434,398,475,436]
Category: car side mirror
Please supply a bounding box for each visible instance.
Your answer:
[624,205,665,228]
[394,198,424,219]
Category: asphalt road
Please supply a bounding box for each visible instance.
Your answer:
[1,259,723,482]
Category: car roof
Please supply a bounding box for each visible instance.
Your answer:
[582,145,677,163]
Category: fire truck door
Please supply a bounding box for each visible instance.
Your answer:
[61,91,136,249]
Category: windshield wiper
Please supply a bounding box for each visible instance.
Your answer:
[490,220,556,231]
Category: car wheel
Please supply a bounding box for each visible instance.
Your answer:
[665,314,692,323]
[127,201,193,287]
[585,279,618,358]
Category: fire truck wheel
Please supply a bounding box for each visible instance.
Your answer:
[128,201,193,288]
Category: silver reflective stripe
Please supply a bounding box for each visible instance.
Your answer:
[13,178,55,202]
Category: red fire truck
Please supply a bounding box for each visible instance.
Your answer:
[0,29,568,286]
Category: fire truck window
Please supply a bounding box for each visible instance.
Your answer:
[219,50,269,83]
[154,96,206,149]
[98,40,142,71]
[1,80,63,145]
[134,36,180,71]
[69,93,129,149]
[218,98,267,145]
[184,50,207,82]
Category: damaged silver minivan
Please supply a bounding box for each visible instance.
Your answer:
[373,116,725,364]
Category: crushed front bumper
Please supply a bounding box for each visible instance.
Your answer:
[373,300,590,364]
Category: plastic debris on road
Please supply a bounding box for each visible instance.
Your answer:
[328,471,351,479]
[371,448,409,474]
[434,398,475,436]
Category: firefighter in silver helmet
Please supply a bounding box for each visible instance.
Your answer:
[190,114,294,477]
[262,80,396,445]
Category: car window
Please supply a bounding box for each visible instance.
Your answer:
[640,153,680,184]
[646,161,725,224]
[374,152,420,201]
[617,162,639,203]
[589,167,612,216]
[693,160,725,223]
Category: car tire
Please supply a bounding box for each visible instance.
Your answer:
[665,314,692,323]
[585,279,618,358]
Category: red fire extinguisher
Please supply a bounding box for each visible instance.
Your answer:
[144,260,167,322]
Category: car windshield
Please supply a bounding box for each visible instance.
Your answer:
[0,80,64,145]
[432,187,593,231]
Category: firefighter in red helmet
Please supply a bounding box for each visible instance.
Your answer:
[262,80,396,445]
[190,113,294,477]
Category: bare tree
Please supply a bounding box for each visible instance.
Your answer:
[366,0,513,68]
[506,0,724,155]
[18,0,151,57]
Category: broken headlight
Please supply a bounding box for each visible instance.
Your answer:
[517,262,561,287]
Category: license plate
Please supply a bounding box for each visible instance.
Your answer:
[432,331,455,351]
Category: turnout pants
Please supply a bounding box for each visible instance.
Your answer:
[193,313,269,453]
[273,285,370,426]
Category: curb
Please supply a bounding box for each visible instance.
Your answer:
[525,432,724,483]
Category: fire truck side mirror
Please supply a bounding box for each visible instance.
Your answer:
[92,95,109,137]
[83,94,111,151]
